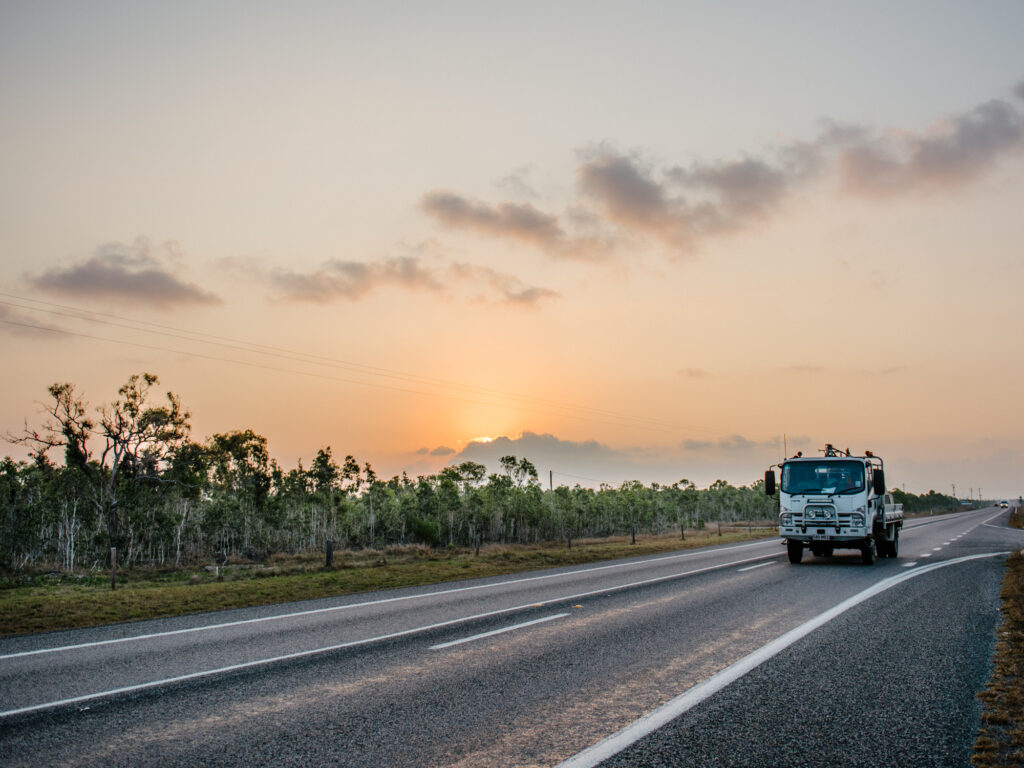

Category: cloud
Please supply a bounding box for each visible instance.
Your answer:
[449,263,560,307]
[28,237,220,308]
[1015,80,1024,103]
[678,367,711,378]
[421,191,565,248]
[421,85,1024,258]
[446,430,780,488]
[782,365,825,374]
[420,191,614,262]
[494,166,539,199]
[578,151,676,231]
[270,256,442,302]
[575,143,814,252]
[454,432,619,481]
[838,99,1024,196]
[268,254,559,308]
[430,445,456,456]
[668,157,792,227]
[681,435,778,453]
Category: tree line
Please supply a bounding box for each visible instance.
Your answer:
[0,372,954,574]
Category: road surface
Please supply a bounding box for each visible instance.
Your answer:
[1,505,1019,767]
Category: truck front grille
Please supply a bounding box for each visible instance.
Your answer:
[790,505,852,528]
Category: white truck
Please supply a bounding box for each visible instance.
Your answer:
[764,445,903,565]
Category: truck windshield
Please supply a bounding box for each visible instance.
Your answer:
[781,460,865,495]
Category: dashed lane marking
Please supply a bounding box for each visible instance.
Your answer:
[430,613,568,650]
[738,562,775,572]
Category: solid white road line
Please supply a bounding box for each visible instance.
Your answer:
[430,614,568,650]
[0,550,783,718]
[555,551,1010,768]
[0,539,778,661]
[737,562,774,572]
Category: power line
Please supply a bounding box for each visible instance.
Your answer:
[2,292,703,432]
[0,292,725,438]
[2,314,706,436]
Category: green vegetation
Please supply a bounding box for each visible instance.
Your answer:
[891,488,961,515]
[2,373,778,582]
[0,529,770,636]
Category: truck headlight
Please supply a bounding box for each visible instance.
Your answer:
[851,513,864,527]
[781,513,794,526]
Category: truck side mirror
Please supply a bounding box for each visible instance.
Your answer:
[873,469,885,495]
[764,470,776,496]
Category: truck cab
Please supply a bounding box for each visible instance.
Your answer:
[765,445,902,565]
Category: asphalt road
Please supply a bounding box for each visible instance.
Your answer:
[1,505,1019,767]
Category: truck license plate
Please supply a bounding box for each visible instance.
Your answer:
[812,534,829,540]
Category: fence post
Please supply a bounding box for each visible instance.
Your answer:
[326,539,334,568]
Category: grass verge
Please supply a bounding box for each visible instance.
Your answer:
[0,528,772,637]
[972,507,1024,766]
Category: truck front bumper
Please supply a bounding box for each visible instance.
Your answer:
[781,527,868,543]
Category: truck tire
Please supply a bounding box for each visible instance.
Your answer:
[877,530,899,558]
[876,536,890,558]
[861,537,876,565]
[787,540,803,564]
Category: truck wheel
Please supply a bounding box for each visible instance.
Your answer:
[890,531,899,558]
[861,537,876,565]
[787,540,803,564]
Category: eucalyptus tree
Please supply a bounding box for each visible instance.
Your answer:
[205,429,272,555]
[668,479,699,538]
[309,447,341,546]
[619,480,652,544]
[10,373,190,586]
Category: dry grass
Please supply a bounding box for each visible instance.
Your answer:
[0,527,769,637]
[972,509,1024,767]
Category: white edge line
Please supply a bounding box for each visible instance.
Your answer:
[430,613,568,650]
[554,551,1011,768]
[0,550,781,719]
[0,539,778,661]
[737,562,772,572]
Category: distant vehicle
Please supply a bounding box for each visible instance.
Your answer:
[1000,501,1009,508]
[764,444,902,565]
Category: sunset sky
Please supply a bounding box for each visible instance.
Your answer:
[2,1,1023,497]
